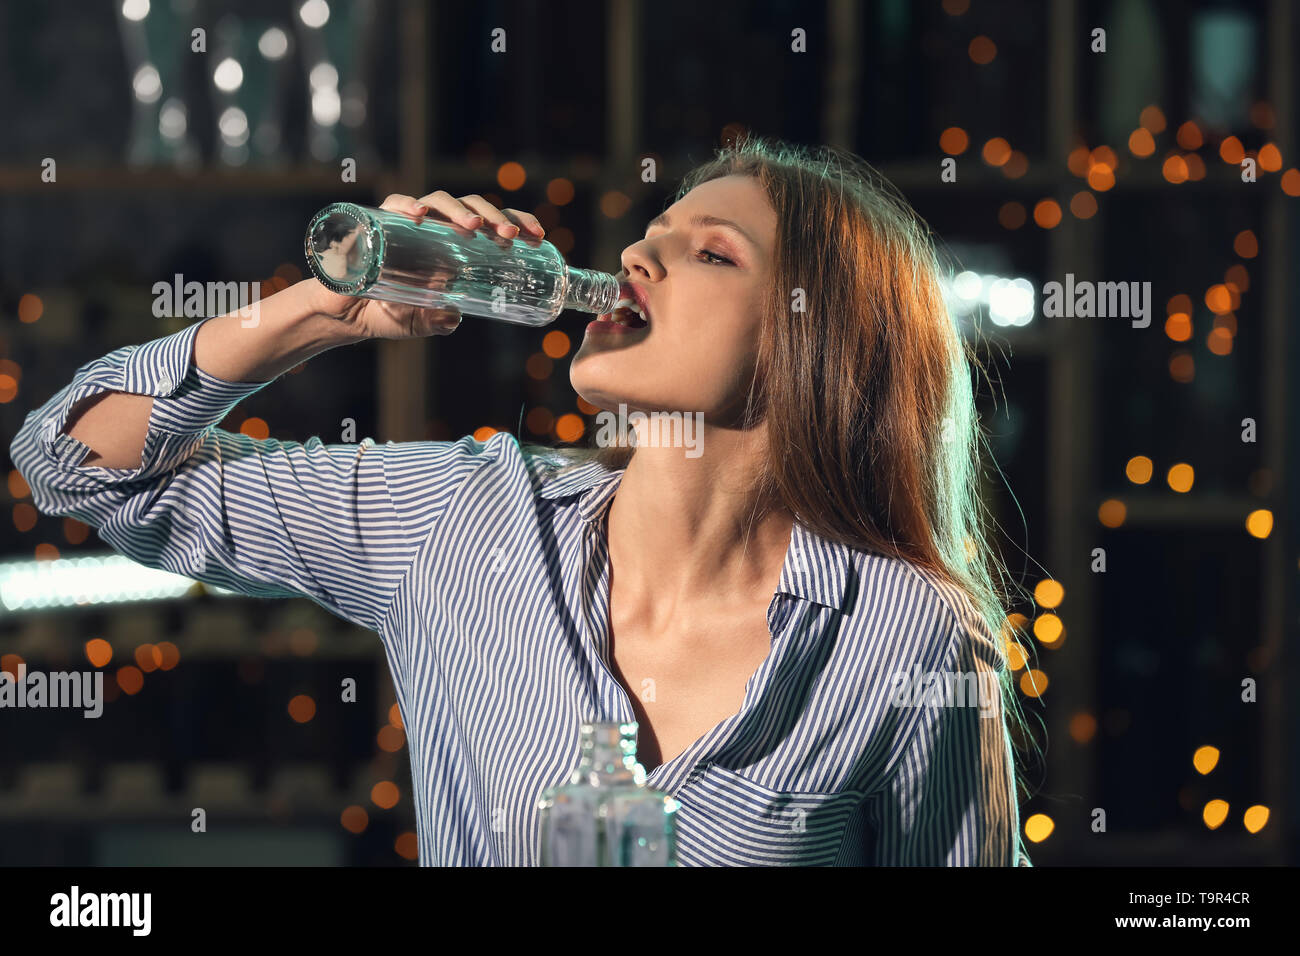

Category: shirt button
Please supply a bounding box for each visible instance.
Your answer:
[157,376,172,393]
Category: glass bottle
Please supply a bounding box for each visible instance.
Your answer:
[304,202,622,327]
[537,721,679,866]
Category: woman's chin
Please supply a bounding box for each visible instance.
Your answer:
[571,372,631,412]
[572,388,628,414]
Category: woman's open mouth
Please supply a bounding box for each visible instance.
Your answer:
[592,295,649,329]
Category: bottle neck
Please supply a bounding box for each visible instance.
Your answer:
[562,266,620,315]
[576,722,642,785]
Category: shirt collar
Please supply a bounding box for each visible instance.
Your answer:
[537,460,853,611]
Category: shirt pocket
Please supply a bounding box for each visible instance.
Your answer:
[672,764,862,866]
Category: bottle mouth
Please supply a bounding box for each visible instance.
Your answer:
[304,202,384,295]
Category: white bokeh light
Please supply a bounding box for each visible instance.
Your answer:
[311,86,341,125]
[159,99,188,139]
[258,26,289,60]
[308,62,338,90]
[987,277,1036,327]
[940,270,1036,327]
[213,57,244,92]
[219,106,250,145]
[299,0,330,28]
[132,64,162,103]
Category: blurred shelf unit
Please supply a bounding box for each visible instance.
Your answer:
[0,761,382,820]
[0,161,1279,194]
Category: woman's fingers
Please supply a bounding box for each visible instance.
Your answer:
[420,306,462,335]
[379,193,428,218]
[456,194,547,238]
[413,308,465,338]
[501,208,545,236]
[387,190,546,239]
[411,189,483,229]
[456,194,522,236]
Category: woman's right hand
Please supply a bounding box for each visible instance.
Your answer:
[308,190,546,340]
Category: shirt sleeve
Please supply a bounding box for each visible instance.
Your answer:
[8,317,488,634]
[865,612,1023,866]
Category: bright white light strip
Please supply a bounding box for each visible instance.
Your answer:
[0,554,236,614]
[940,270,1036,327]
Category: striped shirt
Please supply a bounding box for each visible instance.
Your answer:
[10,316,1030,866]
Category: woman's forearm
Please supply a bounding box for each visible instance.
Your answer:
[66,279,356,469]
[192,278,360,383]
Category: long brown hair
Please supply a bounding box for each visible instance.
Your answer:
[526,133,1039,824]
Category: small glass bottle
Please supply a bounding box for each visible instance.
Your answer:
[304,202,622,327]
[537,721,678,866]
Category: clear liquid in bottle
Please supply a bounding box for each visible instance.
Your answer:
[304,202,621,326]
[537,720,678,866]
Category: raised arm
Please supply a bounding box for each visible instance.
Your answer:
[63,279,365,471]
[9,189,545,632]
[8,277,481,633]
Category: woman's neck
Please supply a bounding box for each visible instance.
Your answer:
[604,432,793,611]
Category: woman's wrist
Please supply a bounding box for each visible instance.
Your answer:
[193,279,362,384]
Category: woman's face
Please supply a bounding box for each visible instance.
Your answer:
[571,174,777,426]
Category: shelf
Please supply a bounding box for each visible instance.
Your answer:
[0,161,604,195]
[1098,494,1274,527]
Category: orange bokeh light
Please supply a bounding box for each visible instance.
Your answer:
[982,138,1012,166]
[1139,105,1167,133]
[371,781,400,809]
[998,202,1026,229]
[17,294,43,324]
[117,665,144,695]
[1070,191,1098,219]
[239,418,269,440]
[940,127,969,155]
[555,413,585,443]
[1128,128,1155,157]
[497,162,526,191]
[1033,199,1062,229]
[85,639,113,668]
[545,178,574,205]
[969,36,997,64]
[288,694,316,723]
[542,330,570,359]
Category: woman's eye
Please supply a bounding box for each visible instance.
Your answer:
[695,249,732,265]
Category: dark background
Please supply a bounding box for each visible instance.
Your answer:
[0,0,1295,865]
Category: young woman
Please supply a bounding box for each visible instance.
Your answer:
[12,135,1033,866]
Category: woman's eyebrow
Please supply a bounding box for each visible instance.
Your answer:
[645,211,758,248]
